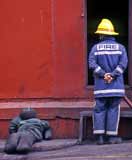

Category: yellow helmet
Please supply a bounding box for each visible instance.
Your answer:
[95,18,119,35]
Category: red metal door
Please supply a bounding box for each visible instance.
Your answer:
[52,0,87,98]
[0,0,86,99]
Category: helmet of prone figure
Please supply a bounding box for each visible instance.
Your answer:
[19,108,37,120]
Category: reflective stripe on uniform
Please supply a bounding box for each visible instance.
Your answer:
[94,51,122,55]
[116,66,123,74]
[94,89,125,95]
[94,66,101,73]
[93,130,105,134]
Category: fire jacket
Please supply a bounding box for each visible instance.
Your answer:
[89,36,128,98]
[9,117,51,141]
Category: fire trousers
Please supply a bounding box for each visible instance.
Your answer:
[93,97,122,135]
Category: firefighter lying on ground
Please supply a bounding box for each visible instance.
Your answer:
[4,108,52,154]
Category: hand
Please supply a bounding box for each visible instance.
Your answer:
[104,73,113,83]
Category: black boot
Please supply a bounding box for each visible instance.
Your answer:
[96,134,104,145]
[108,136,122,144]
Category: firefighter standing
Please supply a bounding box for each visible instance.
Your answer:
[88,18,128,144]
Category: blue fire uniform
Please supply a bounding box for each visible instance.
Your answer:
[89,36,128,135]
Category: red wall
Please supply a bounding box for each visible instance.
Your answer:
[0,0,53,98]
[0,0,87,99]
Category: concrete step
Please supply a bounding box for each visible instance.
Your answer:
[1,139,132,160]
[0,139,77,153]
[0,139,77,160]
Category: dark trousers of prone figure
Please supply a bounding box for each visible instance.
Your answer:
[4,131,36,154]
[4,128,52,154]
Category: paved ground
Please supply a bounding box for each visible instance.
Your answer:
[0,139,132,160]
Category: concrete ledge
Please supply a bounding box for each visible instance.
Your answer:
[1,139,132,160]
[0,139,77,153]
[32,139,77,152]
[0,139,77,160]
[0,100,130,119]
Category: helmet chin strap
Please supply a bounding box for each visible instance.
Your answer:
[99,34,113,40]
[99,35,104,40]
